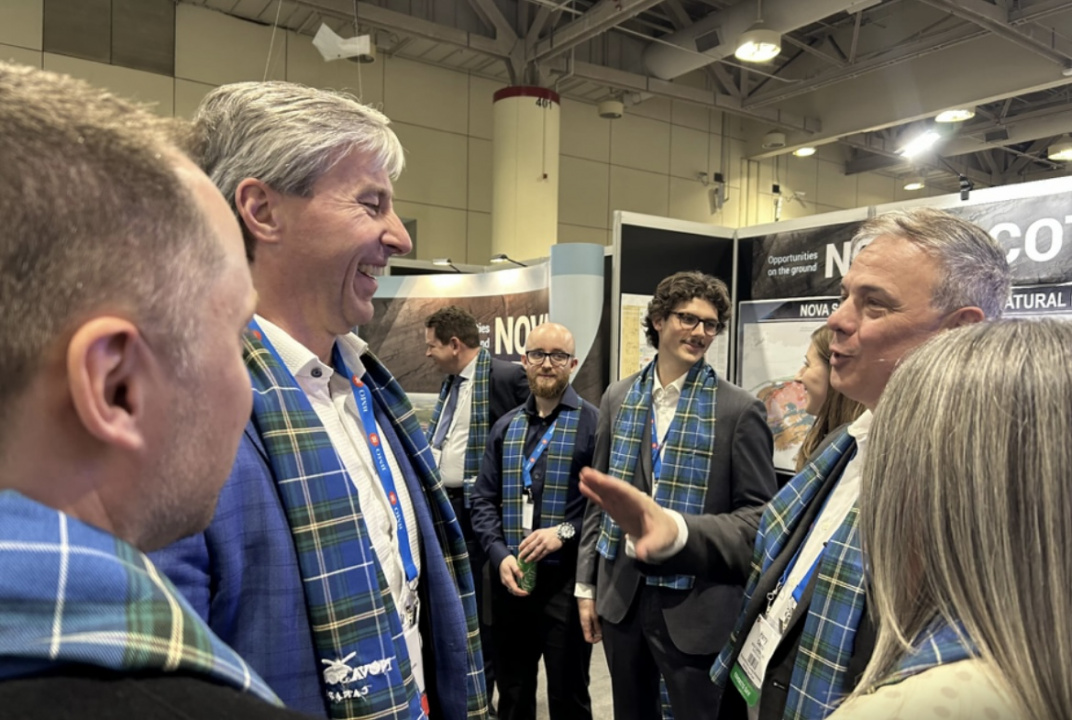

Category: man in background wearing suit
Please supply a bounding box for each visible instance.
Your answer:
[575,271,777,720]
[425,305,530,709]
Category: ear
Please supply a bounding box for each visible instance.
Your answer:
[942,306,986,329]
[652,315,665,333]
[66,318,159,452]
[235,178,285,245]
[449,337,462,353]
[568,357,579,371]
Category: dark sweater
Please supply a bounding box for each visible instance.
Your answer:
[0,667,316,720]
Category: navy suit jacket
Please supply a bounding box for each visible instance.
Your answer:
[151,405,475,718]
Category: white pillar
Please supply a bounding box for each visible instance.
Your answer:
[492,86,560,261]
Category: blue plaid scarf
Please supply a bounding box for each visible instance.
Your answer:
[245,328,487,720]
[711,428,863,720]
[596,358,717,590]
[0,490,279,704]
[500,405,580,552]
[882,620,976,689]
[427,348,491,505]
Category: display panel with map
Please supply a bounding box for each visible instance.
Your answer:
[737,297,838,471]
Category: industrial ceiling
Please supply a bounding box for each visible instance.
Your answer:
[178,0,1072,192]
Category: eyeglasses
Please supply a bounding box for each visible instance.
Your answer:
[525,350,572,367]
[671,311,720,336]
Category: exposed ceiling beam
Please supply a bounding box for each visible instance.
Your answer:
[782,35,848,68]
[1005,138,1054,175]
[841,135,992,186]
[465,0,518,45]
[530,0,664,63]
[566,60,821,132]
[916,0,1072,69]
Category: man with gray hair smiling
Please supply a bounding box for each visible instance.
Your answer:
[579,207,1012,720]
[152,82,486,720]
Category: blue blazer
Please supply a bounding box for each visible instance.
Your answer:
[151,408,475,718]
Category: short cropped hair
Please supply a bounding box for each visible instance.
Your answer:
[192,81,405,260]
[644,271,731,348]
[856,319,1072,720]
[853,208,1010,319]
[0,62,220,418]
[425,306,480,348]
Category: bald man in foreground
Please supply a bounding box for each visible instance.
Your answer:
[471,324,597,720]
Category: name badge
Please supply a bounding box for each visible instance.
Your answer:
[730,613,782,707]
[522,494,535,533]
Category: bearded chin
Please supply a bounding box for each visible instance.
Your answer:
[530,375,568,399]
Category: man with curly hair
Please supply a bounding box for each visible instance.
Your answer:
[575,271,777,720]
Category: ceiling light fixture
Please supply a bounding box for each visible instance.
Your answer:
[735,0,781,63]
[935,108,975,123]
[490,253,526,267]
[431,257,461,273]
[793,147,816,157]
[898,129,941,158]
[1047,135,1072,161]
[903,178,926,191]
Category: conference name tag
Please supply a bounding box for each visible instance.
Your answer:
[522,494,535,533]
[730,613,781,707]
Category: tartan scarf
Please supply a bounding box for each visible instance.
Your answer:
[881,619,976,689]
[0,490,279,704]
[500,403,580,552]
[427,348,491,504]
[596,358,717,591]
[244,328,486,720]
[711,428,863,720]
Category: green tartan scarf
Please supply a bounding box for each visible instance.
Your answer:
[427,347,491,505]
[500,406,580,552]
[596,358,717,590]
[245,326,487,720]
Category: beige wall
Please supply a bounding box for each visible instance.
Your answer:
[0,1,944,263]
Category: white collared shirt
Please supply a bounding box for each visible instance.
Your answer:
[256,316,422,625]
[435,354,478,488]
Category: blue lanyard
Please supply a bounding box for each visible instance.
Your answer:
[522,419,559,495]
[331,345,419,585]
[247,320,419,585]
[649,413,672,482]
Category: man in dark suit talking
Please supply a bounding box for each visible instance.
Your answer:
[575,271,777,720]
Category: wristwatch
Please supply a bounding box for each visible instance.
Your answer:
[556,522,576,542]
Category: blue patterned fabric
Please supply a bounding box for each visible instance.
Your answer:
[711,429,861,720]
[245,328,487,720]
[0,490,279,704]
[500,406,580,552]
[882,620,976,688]
[596,358,717,590]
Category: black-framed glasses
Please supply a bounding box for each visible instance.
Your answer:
[525,350,572,367]
[671,311,720,336]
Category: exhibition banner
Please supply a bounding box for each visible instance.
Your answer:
[362,244,606,427]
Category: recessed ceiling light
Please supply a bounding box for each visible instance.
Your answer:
[903,178,926,191]
[793,147,816,157]
[935,108,975,123]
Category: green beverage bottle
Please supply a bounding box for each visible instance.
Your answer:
[517,553,537,593]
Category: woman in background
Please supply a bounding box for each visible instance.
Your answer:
[829,319,1072,720]
[793,326,864,471]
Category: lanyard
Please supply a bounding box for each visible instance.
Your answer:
[770,491,836,611]
[522,419,559,495]
[649,412,672,482]
[331,344,419,585]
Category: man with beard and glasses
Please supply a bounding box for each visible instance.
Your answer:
[471,323,597,720]
[575,271,777,720]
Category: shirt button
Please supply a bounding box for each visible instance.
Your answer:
[311,368,323,378]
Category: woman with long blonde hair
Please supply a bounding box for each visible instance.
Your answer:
[830,319,1072,720]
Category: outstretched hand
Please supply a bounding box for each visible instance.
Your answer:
[578,466,678,562]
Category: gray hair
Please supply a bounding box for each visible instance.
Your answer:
[852,208,1010,319]
[0,62,220,420]
[853,319,1072,720]
[192,81,405,259]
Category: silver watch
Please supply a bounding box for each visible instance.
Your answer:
[556,522,576,542]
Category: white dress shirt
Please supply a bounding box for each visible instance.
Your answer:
[256,317,422,624]
[436,354,478,488]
